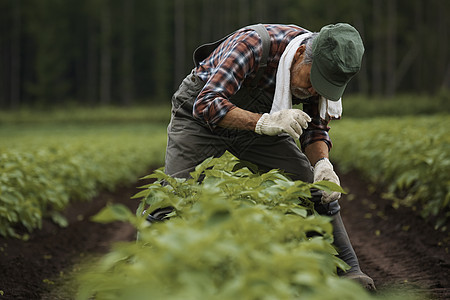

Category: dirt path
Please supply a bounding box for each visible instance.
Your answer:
[0,170,449,299]
[0,185,141,300]
[339,170,450,299]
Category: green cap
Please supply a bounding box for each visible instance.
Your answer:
[310,23,364,101]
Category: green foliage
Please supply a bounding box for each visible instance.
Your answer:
[340,94,450,118]
[0,105,171,125]
[331,115,450,227]
[0,123,167,238]
[76,152,371,300]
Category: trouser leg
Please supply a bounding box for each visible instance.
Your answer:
[164,125,228,178]
[331,211,376,290]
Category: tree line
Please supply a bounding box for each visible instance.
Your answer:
[1,0,449,109]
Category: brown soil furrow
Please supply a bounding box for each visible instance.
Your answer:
[0,185,140,300]
[339,169,450,299]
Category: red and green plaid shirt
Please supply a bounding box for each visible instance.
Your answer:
[194,24,332,151]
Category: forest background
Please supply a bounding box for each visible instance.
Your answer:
[0,0,449,109]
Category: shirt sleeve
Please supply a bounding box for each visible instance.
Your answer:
[193,31,262,129]
[299,96,333,152]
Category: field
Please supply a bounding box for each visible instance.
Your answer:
[0,121,167,239]
[0,103,449,299]
[331,115,450,227]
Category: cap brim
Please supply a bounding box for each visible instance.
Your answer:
[310,62,346,101]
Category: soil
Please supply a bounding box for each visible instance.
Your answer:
[0,169,449,300]
[338,169,450,299]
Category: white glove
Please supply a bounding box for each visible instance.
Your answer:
[254,109,311,140]
[313,158,341,204]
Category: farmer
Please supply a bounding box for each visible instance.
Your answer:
[162,23,375,290]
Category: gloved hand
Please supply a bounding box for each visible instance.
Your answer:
[254,109,311,140]
[313,157,341,203]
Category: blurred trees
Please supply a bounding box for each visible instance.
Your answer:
[0,0,449,108]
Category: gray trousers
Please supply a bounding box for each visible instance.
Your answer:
[164,71,340,215]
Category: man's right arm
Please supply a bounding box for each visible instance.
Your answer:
[217,107,262,131]
[219,107,311,140]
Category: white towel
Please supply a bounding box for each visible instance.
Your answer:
[270,33,312,114]
[270,33,342,120]
[319,96,342,120]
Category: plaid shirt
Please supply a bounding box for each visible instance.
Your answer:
[194,24,332,151]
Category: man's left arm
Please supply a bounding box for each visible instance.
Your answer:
[301,97,341,203]
[304,140,329,166]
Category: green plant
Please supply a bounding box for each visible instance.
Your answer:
[74,152,379,300]
[330,115,450,228]
[0,124,167,238]
[0,105,171,125]
[337,94,450,118]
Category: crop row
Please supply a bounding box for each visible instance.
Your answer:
[330,115,450,227]
[0,124,167,238]
[0,105,171,125]
[75,152,383,300]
